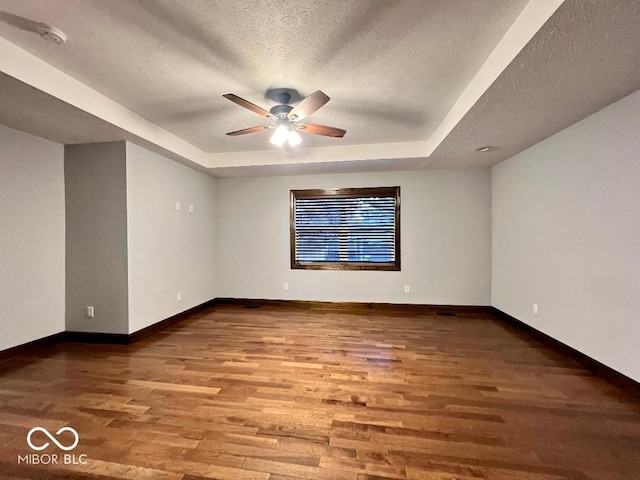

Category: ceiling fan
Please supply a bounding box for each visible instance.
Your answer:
[223,90,346,148]
[0,11,67,43]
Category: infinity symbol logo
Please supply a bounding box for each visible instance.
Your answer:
[27,427,79,451]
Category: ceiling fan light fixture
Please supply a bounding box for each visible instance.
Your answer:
[270,125,289,147]
[287,129,302,147]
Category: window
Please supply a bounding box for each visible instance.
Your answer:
[290,187,400,270]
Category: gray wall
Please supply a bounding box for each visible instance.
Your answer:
[492,90,640,382]
[65,142,129,334]
[216,169,492,305]
[0,125,65,350]
[126,143,217,333]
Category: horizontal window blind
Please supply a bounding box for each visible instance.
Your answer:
[291,187,400,270]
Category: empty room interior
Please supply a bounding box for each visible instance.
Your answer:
[1,1,639,479]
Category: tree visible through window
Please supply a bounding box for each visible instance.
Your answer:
[290,187,400,270]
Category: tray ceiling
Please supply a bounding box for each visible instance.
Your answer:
[0,0,639,176]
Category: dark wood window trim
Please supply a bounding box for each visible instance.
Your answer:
[290,186,400,271]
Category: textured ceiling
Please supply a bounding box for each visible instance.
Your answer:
[0,0,639,176]
[427,0,640,170]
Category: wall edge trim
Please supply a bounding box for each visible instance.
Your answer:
[0,332,65,362]
[128,298,217,343]
[491,307,640,397]
[214,297,494,315]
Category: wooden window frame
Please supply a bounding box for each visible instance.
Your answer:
[290,186,401,271]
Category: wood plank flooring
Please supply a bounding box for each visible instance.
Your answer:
[1,304,639,479]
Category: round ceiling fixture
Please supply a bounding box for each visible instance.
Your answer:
[37,24,67,44]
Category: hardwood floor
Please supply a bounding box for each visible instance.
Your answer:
[1,304,639,479]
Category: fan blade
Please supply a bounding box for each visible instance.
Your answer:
[288,90,330,121]
[225,125,269,136]
[223,94,272,118]
[299,123,346,138]
[0,11,44,34]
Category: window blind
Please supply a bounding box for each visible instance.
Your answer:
[290,187,400,270]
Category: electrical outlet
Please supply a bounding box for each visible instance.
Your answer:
[284,282,289,291]
[533,303,538,314]
[175,201,181,211]
[177,292,182,302]
[404,285,411,294]
[189,204,194,213]
[86,306,94,318]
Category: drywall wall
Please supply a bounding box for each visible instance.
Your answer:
[65,142,129,334]
[0,125,65,350]
[64,141,217,335]
[216,169,491,305]
[126,142,217,334]
[492,89,640,382]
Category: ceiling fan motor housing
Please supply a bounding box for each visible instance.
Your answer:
[269,104,294,118]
